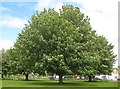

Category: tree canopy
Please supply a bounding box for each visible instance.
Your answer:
[6,5,116,83]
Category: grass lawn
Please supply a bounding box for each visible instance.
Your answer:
[2,78,119,89]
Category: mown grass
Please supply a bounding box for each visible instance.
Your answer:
[2,78,119,88]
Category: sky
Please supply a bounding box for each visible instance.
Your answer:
[0,0,119,67]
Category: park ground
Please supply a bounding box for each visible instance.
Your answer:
[1,78,119,89]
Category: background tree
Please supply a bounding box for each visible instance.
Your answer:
[1,48,15,78]
[1,48,25,79]
[1,49,7,78]
[13,5,116,83]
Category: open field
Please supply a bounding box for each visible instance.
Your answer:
[2,78,119,88]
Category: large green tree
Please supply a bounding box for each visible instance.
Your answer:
[13,5,116,83]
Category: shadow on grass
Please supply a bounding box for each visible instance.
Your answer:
[29,80,97,87]
[85,80,104,82]
[21,79,45,81]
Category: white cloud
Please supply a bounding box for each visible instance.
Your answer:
[78,0,118,14]
[1,16,28,29]
[79,0,118,54]
[35,0,63,12]
[0,39,14,50]
[1,7,11,12]
[36,0,52,11]
[64,0,118,14]
[85,11,118,42]
[54,2,63,12]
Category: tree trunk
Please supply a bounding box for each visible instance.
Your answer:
[25,74,29,81]
[88,75,92,82]
[2,74,3,78]
[59,75,63,84]
[5,73,7,77]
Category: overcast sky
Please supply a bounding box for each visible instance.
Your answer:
[0,0,119,67]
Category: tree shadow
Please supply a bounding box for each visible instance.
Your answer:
[29,80,97,87]
[85,81,100,82]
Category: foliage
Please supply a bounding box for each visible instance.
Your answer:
[9,5,116,83]
[2,49,15,77]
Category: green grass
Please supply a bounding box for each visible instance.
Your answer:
[2,78,119,88]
